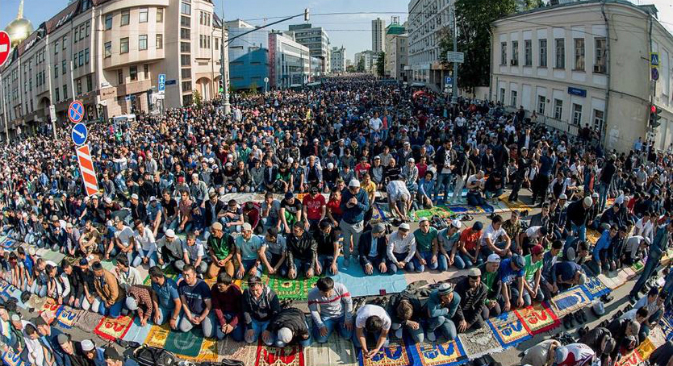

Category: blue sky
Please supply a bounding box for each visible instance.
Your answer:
[2,0,672,61]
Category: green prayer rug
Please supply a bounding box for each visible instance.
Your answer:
[268,275,319,300]
[163,328,205,358]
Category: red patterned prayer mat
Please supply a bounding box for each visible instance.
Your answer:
[93,315,134,341]
[255,343,305,366]
[514,301,561,335]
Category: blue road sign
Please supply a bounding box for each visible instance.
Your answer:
[68,100,84,123]
[652,67,660,81]
[158,74,166,92]
[445,76,452,85]
[651,53,659,66]
[71,123,88,146]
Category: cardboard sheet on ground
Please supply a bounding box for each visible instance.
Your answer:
[331,257,408,297]
[305,331,358,366]
[77,310,104,333]
[458,327,503,360]
[410,339,469,366]
[41,249,66,265]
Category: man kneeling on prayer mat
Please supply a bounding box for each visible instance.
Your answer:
[263,307,312,348]
[124,285,154,326]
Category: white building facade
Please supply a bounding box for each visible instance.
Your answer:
[287,23,330,74]
[268,32,310,88]
[491,0,673,153]
[407,0,453,90]
[330,46,346,74]
[385,23,408,81]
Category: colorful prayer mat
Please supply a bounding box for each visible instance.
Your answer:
[1,349,24,366]
[443,205,485,215]
[268,275,319,300]
[413,206,453,221]
[411,339,469,366]
[358,339,412,366]
[513,302,561,335]
[1,240,16,250]
[94,315,134,341]
[458,328,504,360]
[486,311,532,348]
[371,203,388,223]
[163,328,206,358]
[614,350,643,366]
[580,276,611,300]
[255,343,305,366]
[144,324,171,348]
[549,286,591,317]
[39,302,63,325]
[631,260,644,273]
[56,307,82,329]
[586,230,601,245]
[636,338,656,360]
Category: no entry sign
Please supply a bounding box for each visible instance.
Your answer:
[0,31,11,68]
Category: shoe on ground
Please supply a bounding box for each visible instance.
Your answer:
[427,332,437,342]
[628,295,637,304]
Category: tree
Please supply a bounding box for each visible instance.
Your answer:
[346,65,356,73]
[376,52,386,78]
[440,0,517,93]
[249,81,259,94]
[356,57,365,72]
[193,90,203,108]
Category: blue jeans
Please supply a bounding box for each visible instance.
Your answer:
[458,251,482,268]
[265,251,288,277]
[213,312,244,341]
[467,191,486,206]
[413,251,438,272]
[427,315,457,341]
[313,316,353,343]
[237,259,263,279]
[318,255,338,275]
[480,242,509,262]
[629,254,661,297]
[438,253,466,271]
[597,182,610,212]
[434,173,452,202]
[571,223,587,244]
[132,249,158,268]
[352,330,390,349]
[246,319,270,344]
[389,252,414,274]
[101,299,124,318]
[156,306,182,326]
[290,258,313,278]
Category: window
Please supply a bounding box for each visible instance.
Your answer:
[511,41,518,66]
[511,90,518,106]
[593,109,604,131]
[181,68,191,79]
[87,75,92,92]
[121,10,130,26]
[105,42,112,58]
[139,8,148,23]
[120,37,129,53]
[144,64,149,79]
[63,36,67,50]
[554,99,563,120]
[182,81,192,92]
[62,60,66,75]
[105,14,112,30]
[73,53,78,69]
[572,104,582,125]
[55,64,58,78]
[555,38,565,68]
[181,16,190,27]
[539,39,547,67]
[574,38,585,70]
[85,48,90,64]
[181,2,191,15]
[79,51,84,67]
[538,95,546,114]
[117,69,124,84]
[62,84,67,99]
[499,88,505,104]
[594,37,606,73]
[524,40,532,66]
[54,41,59,55]
[156,34,163,49]
[74,28,79,43]
[157,8,164,23]
[130,66,138,81]
[500,42,507,65]
[55,88,59,102]
[86,21,90,37]
[180,42,190,53]
[181,29,190,40]
[139,35,148,50]
[77,79,82,95]
[181,55,190,66]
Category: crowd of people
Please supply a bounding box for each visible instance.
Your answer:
[0,77,671,366]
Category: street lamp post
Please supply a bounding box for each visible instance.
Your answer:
[221,1,231,114]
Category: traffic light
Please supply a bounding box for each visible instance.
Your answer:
[649,104,662,129]
[219,78,224,93]
[304,8,310,21]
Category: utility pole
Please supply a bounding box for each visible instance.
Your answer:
[221,1,231,114]
[451,3,458,104]
[0,75,8,145]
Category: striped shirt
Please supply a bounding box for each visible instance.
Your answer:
[307,282,353,327]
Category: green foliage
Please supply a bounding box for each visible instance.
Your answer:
[376,52,385,77]
[357,57,365,72]
[193,90,203,108]
[249,81,259,94]
[440,0,517,92]
[346,65,356,73]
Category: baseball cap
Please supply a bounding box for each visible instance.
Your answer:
[81,340,95,352]
[450,219,462,229]
[468,268,481,277]
[487,254,501,264]
[531,245,544,256]
[399,223,410,231]
[242,223,252,232]
[149,196,157,202]
[165,229,176,238]
[130,193,139,200]
[373,223,386,234]
[512,254,525,270]
[349,179,360,187]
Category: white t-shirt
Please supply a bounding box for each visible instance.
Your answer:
[355,304,391,331]
[134,227,157,252]
[387,180,410,202]
[115,226,135,247]
[481,224,505,247]
[369,117,382,131]
[525,226,542,239]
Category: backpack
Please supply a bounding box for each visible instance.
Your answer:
[133,346,177,366]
